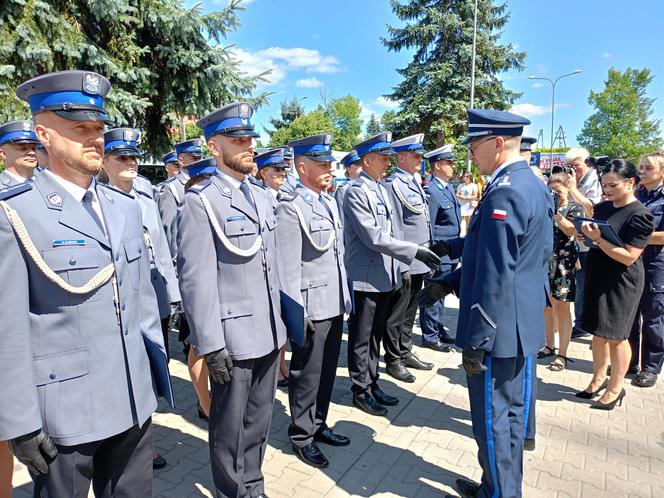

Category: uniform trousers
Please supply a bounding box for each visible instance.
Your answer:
[288,315,344,447]
[467,356,526,498]
[32,419,152,498]
[524,356,537,441]
[348,290,393,395]
[629,281,664,373]
[209,348,278,498]
[419,263,455,344]
[384,274,424,365]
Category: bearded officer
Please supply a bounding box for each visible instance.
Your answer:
[0,70,169,497]
[177,102,286,498]
[383,133,435,383]
[277,134,353,468]
[333,149,362,222]
[0,120,40,186]
[343,132,441,416]
[419,109,553,498]
[419,145,460,351]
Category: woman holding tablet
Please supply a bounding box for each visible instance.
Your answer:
[576,159,655,409]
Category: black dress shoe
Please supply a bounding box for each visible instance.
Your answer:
[386,361,416,383]
[422,339,452,352]
[438,332,455,344]
[571,327,590,339]
[455,478,481,497]
[153,454,167,470]
[292,443,329,468]
[524,438,536,451]
[371,387,399,406]
[403,354,434,371]
[314,427,351,446]
[353,394,387,416]
[634,371,658,387]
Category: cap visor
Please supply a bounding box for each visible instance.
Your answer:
[107,148,142,157]
[3,139,39,145]
[459,136,473,145]
[53,109,114,126]
[308,154,336,163]
[222,129,261,138]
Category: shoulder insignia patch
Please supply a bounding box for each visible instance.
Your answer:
[0,182,32,201]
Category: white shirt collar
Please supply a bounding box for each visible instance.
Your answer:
[4,170,28,183]
[490,157,522,184]
[432,176,449,188]
[43,169,96,203]
[268,188,278,199]
[217,169,244,189]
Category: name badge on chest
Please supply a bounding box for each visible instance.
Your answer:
[52,239,86,247]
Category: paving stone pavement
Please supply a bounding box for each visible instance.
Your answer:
[12,298,664,497]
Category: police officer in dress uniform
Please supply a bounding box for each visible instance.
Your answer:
[276,134,353,468]
[419,145,460,351]
[419,109,553,498]
[383,134,435,383]
[154,151,179,196]
[0,120,40,186]
[255,148,289,199]
[0,70,169,497]
[334,150,362,226]
[281,147,298,194]
[520,136,545,183]
[177,102,286,498]
[630,152,664,388]
[35,142,49,172]
[343,132,441,416]
[157,138,202,252]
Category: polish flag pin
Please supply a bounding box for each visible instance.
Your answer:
[492,209,507,220]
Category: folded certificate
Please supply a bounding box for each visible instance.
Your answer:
[572,217,624,247]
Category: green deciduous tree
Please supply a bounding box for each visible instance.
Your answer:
[268,110,335,148]
[266,97,306,135]
[578,68,662,162]
[323,95,362,151]
[382,0,525,148]
[0,0,268,156]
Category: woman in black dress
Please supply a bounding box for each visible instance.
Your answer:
[576,159,655,409]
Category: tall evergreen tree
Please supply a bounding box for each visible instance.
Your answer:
[267,97,306,135]
[366,113,382,136]
[0,0,268,155]
[578,68,662,162]
[382,0,525,147]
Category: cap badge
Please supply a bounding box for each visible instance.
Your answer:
[21,121,31,131]
[82,73,101,95]
[239,103,251,118]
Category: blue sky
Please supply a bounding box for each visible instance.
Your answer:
[199,0,663,149]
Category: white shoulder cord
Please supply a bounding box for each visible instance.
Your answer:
[392,182,425,214]
[360,183,392,235]
[291,202,335,253]
[198,192,263,258]
[0,201,115,294]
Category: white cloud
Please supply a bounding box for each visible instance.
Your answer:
[231,46,343,87]
[531,82,544,89]
[295,77,324,89]
[602,52,612,59]
[510,102,571,118]
[359,101,375,123]
[374,96,400,110]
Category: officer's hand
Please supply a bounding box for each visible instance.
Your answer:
[429,240,451,258]
[417,280,453,307]
[462,345,487,376]
[9,429,58,475]
[414,246,441,271]
[304,316,316,335]
[401,271,411,290]
[205,348,233,384]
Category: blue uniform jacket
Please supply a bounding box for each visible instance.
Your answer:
[424,176,461,264]
[636,184,664,293]
[443,161,553,357]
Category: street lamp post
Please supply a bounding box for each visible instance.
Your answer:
[467,0,479,172]
[528,69,582,165]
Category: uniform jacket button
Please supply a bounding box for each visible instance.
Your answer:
[227,310,232,315]
[124,327,128,335]
[138,248,142,254]
[115,254,120,261]
[121,303,126,311]
[69,258,76,266]
[49,372,56,380]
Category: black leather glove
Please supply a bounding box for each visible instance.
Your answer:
[304,316,316,335]
[9,429,58,475]
[417,280,453,307]
[414,246,441,271]
[401,271,411,290]
[429,240,451,258]
[205,348,234,384]
[462,344,487,376]
[168,301,183,330]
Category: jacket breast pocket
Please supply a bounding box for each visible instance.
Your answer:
[309,218,333,246]
[224,219,259,251]
[123,236,144,290]
[42,246,105,303]
[34,349,93,438]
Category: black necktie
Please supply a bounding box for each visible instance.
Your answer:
[239,181,256,210]
[81,191,105,233]
[319,194,334,220]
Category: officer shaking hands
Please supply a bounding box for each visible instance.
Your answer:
[343,132,440,417]
[0,70,168,497]
[420,109,553,498]
[176,102,286,498]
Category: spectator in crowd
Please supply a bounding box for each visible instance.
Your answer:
[456,171,478,230]
[630,151,664,387]
[539,173,584,371]
[576,159,655,409]
[565,147,603,338]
